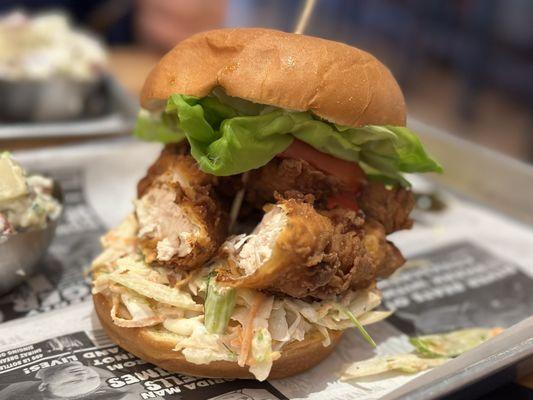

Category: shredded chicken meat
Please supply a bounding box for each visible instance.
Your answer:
[136,144,228,270]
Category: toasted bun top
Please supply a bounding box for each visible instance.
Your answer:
[141,28,406,128]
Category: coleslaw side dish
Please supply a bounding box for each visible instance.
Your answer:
[0,11,106,81]
[0,153,61,240]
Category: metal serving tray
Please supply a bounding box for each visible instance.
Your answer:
[0,75,138,140]
[3,120,532,399]
[409,117,533,226]
[393,117,533,399]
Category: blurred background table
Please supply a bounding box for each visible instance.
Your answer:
[1,0,532,164]
[107,47,159,96]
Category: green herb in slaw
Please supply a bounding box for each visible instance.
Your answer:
[204,275,237,334]
[336,304,377,348]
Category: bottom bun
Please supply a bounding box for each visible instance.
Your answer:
[93,293,343,379]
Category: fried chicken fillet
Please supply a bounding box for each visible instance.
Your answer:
[135,144,228,270]
[217,198,405,299]
[137,144,412,295]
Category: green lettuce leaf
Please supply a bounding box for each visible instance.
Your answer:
[166,95,295,175]
[134,93,442,186]
[133,111,185,144]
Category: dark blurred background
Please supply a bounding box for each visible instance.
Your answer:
[1,0,532,162]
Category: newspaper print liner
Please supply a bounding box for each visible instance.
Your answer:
[0,330,287,399]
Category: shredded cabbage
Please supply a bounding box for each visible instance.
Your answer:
[164,316,204,336]
[342,327,502,381]
[410,328,503,358]
[110,293,163,328]
[91,220,141,291]
[92,216,390,381]
[269,302,290,343]
[104,257,202,311]
[166,316,236,364]
[121,293,156,320]
[358,310,393,325]
[249,328,280,381]
[341,354,449,380]
[283,300,311,342]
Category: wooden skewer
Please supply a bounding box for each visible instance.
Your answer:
[228,171,249,233]
[294,0,317,34]
[228,0,317,232]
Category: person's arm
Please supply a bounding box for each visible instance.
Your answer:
[135,0,228,51]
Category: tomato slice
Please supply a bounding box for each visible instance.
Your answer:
[327,193,359,211]
[279,140,367,192]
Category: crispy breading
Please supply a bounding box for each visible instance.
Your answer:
[226,157,414,233]
[358,181,414,233]
[136,144,228,270]
[136,149,409,288]
[217,199,334,291]
[314,210,405,297]
[245,157,341,206]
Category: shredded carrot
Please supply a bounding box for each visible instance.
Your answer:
[491,327,504,336]
[238,293,265,367]
[173,271,193,288]
[229,325,243,348]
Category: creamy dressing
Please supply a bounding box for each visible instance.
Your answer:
[0,153,61,237]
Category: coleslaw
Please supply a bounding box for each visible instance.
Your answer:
[0,153,61,239]
[92,215,388,380]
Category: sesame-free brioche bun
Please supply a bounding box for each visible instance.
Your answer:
[141,28,406,128]
[93,293,342,379]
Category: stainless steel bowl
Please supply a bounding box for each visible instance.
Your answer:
[0,76,109,122]
[0,182,62,295]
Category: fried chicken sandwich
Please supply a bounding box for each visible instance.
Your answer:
[91,28,442,380]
